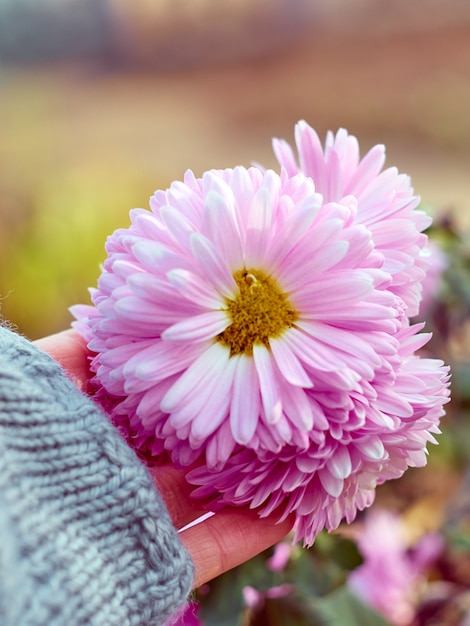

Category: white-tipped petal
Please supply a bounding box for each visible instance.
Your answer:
[161,342,230,413]
[253,343,282,424]
[167,268,225,309]
[162,311,229,343]
[230,354,261,444]
[269,336,313,388]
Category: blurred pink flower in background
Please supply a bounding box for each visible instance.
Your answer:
[267,541,294,572]
[71,126,450,546]
[164,601,201,626]
[243,583,293,610]
[416,240,448,318]
[348,508,443,625]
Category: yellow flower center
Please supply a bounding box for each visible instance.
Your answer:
[218,268,298,356]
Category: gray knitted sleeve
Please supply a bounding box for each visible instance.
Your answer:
[0,326,194,626]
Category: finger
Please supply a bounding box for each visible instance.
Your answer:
[34,329,91,389]
[149,464,209,530]
[152,463,293,586]
[179,508,294,588]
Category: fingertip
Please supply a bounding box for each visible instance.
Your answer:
[180,508,294,588]
[34,329,91,389]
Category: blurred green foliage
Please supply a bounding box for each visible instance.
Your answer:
[1,164,155,338]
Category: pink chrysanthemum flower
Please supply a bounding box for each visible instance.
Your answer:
[71,157,449,546]
[272,121,431,317]
[187,321,449,545]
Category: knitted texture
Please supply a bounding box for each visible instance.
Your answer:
[0,326,194,626]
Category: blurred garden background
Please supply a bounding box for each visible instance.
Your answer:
[1,1,470,624]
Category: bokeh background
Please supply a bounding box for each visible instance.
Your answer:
[1,0,470,339]
[2,2,470,624]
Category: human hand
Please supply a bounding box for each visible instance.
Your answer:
[35,329,293,588]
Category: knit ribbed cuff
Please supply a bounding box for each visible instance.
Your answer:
[0,326,194,626]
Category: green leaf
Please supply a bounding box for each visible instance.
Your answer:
[312,586,392,626]
[314,532,363,571]
[197,553,276,626]
[197,570,246,626]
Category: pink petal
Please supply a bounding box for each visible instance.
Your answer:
[230,166,256,231]
[130,208,165,240]
[190,357,236,440]
[345,144,386,198]
[170,374,226,431]
[167,269,224,309]
[253,343,282,424]
[125,270,166,298]
[244,185,274,267]
[295,120,328,195]
[318,467,344,497]
[100,339,154,369]
[201,189,244,271]
[282,327,344,371]
[277,378,313,431]
[190,233,236,297]
[279,240,349,290]
[326,498,344,530]
[162,311,230,342]
[161,342,230,413]
[327,445,352,479]
[355,436,387,461]
[292,273,374,309]
[295,320,382,370]
[325,148,343,201]
[131,239,185,273]
[113,296,159,325]
[266,193,321,267]
[136,376,178,420]
[206,419,237,467]
[230,354,261,444]
[160,205,195,249]
[272,137,299,177]
[269,336,313,388]
[375,390,414,418]
[123,340,202,383]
